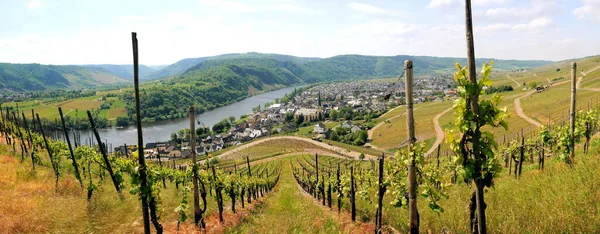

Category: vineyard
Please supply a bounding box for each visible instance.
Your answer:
[0,104,283,233]
[3,1,600,233]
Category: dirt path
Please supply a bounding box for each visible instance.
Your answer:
[366,104,432,151]
[425,107,452,156]
[514,79,572,128]
[514,90,542,127]
[214,136,378,162]
[507,74,521,87]
[576,64,600,89]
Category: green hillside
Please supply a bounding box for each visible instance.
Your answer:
[120,62,303,122]
[0,63,130,92]
[147,52,551,82]
[82,64,156,80]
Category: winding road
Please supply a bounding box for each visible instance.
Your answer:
[514,90,543,127]
[506,74,522,87]
[576,64,600,89]
[425,107,453,156]
[366,103,433,151]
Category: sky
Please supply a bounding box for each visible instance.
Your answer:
[0,0,599,65]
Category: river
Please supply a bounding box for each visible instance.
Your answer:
[70,85,304,148]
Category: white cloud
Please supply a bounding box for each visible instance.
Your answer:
[475,23,511,34]
[553,38,577,44]
[528,17,553,28]
[427,0,459,8]
[264,3,323,15]
[340,20,419,39]
[28,0,44,9]
[573,0,600,23]
[198,0,257,12]
[474,17,554,36]
[473,0,512,5]
[483,1,556,22]
[347,2,404,16]
[198,0,322,14]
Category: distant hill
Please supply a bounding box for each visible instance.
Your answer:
[0,52,553,93]
[144,52,321,80]
[124,53,551,122]
[146,52,552,81]
[82,64,156,80]
[0,63,130,92]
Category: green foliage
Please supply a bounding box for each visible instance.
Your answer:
[540,109,598,163]
[485,84,513,94]
[386,143,448,213]
[116,116,130,127]
[447,61,508,188]
[212,118,232,134]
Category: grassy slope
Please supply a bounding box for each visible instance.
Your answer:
[370,101,452,151]
[2,132,600,233]
[227,159,342,233]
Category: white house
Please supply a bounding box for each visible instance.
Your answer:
[314,123,327,134]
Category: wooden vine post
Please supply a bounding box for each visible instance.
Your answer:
[375,155,386,233]
[87,110,122,198]
[337,163,342,214]
[21,112,36,170]
[13,112,30,165]
[518,134,524,178]
[58,107,83,187]
[350,165,356,221]
[36,113,59,187]
[211,165,224,223]
[132,32,152,234]
[405,59,420,233]
[569,62,577,163]
[465,0,487,233]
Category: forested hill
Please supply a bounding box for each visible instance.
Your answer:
[121,59,304,122]
[82,64,156,80]
[152,52,551,82]
[143,52,320,80]
[301,55,551,81]
[0,63,130,92]
[120,53,550,122]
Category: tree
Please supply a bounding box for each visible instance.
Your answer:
[295,114,304,125]
[116,116,130,127]
[212,118,232,134]
[285,112,294,122]
[170,132,178,143]
[228,116,235,123]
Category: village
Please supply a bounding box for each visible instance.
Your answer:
[122,76,458,160]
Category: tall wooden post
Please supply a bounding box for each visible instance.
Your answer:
[58,107,83,187]
[87,111,122,197]
[36,114,59,187]
[190,106,202,227]
[569,62,577,163]
[132,32,152,234]
[375,155,386,233]
[465,0,486,233]
[350,165,356,221]
[21,112,36,170]
[405,60,419,233]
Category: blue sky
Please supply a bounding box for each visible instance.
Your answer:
[0,0,598,65]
